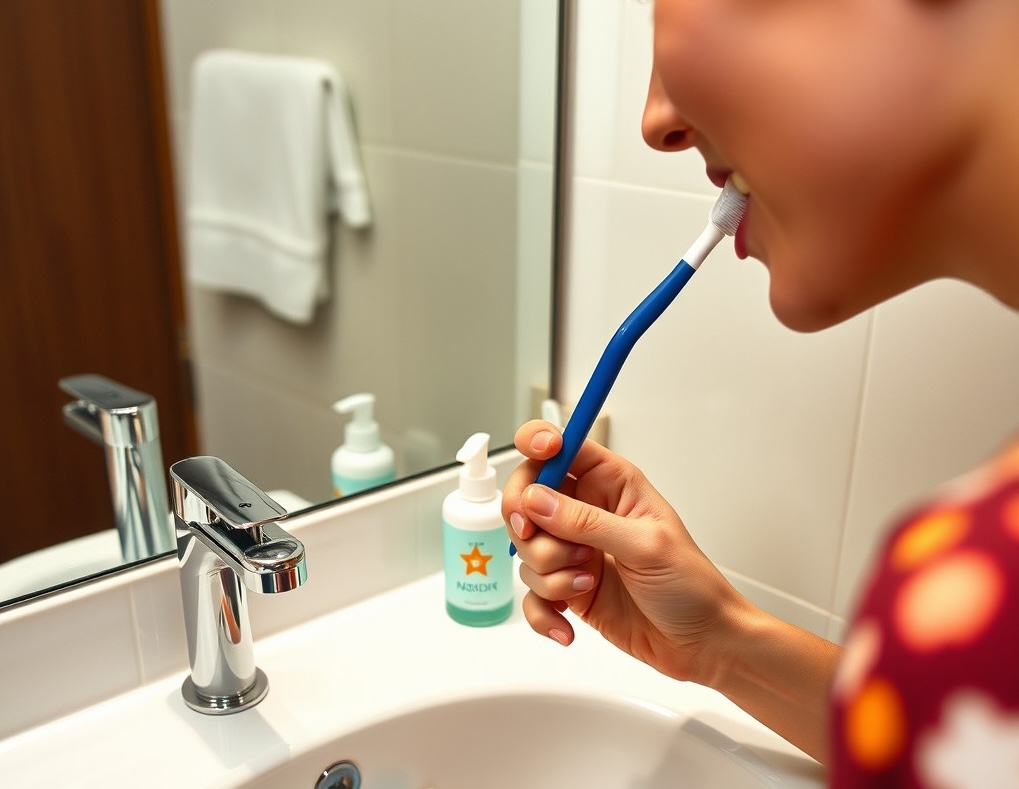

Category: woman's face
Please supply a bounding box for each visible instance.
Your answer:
[643,0,975,332]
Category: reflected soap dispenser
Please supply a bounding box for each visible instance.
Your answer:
[442,432,513,626]
[331,393,396,497]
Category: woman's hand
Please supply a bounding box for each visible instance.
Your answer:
[503,419,841,763]
[502,419,751,687]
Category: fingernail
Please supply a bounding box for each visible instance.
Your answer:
[531,430,556,452]
[549,628,571,646]
[572,573,595,592]
[509,511,526,539]
[525,485,557,517]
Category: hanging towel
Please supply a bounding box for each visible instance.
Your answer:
[186,50,372,324]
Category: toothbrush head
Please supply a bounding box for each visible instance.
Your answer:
[710,178,748,236]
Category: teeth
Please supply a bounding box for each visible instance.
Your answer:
[729,172,751,195]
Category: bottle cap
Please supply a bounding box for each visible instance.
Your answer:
[540,398,563,428]
[456,432,496,502]
[333,393,381,452]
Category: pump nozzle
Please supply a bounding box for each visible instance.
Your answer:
[455,432,496,502]
[333,393,381,452]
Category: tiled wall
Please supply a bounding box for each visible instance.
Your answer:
[159,1,555,504]
[559,1,1019,639]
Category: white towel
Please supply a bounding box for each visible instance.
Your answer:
[186,50,372,324]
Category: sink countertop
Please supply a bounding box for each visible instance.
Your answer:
[0,572,825,788]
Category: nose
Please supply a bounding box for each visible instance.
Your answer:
[641,66,694,152]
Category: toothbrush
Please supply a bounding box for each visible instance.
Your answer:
[511,178,747,555]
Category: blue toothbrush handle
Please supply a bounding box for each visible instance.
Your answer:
[510,259,697,556]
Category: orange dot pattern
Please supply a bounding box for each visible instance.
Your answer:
[889,507,969,571]
[832,438,1019,786]
[844,677,907,771]
[894,550,1004,653]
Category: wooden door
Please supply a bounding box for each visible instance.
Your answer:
[0,0,196,562]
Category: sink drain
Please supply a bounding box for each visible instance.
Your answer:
[314,760,361,789]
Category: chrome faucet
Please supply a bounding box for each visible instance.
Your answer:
[170,456,307,715]
[60,373,174,562]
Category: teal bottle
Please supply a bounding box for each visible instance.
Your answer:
[442,433,512,626]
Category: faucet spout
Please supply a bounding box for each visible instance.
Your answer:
[211,520,306,594]
[171,456,308,714]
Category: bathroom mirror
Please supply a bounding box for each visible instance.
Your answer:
[0,0,564,607]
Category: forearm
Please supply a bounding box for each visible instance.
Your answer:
[709,604,841,764]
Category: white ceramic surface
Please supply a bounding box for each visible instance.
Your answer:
[0,572,823,788]
[243,690,785,788]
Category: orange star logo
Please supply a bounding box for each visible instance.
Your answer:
[460,544,493,576]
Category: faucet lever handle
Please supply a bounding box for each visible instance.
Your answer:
[59,373,158,447]
[170,456,287,530]
[59,373,154,411]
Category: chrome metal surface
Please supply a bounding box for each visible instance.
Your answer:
[60,374,173,563]
[315,761,361,789]
[172,456,307,714]
[181,668,269,715]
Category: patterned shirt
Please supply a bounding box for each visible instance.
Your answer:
[830,441,1019,787]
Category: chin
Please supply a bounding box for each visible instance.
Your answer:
[768,284,855,334]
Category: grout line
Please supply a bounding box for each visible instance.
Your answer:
[572,172,717,201]
[827,310,878,619]
[360,141,522,172]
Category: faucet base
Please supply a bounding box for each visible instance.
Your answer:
[181,668,269,715]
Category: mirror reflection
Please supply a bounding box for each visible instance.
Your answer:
[0,0,561,607]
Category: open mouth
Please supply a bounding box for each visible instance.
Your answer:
[706,168,752,259]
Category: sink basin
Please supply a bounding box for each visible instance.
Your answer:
[0,567,819,788]
[242,691,782,788]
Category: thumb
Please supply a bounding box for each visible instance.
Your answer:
[521,483,636,559]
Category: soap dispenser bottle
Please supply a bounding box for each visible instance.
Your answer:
[331,393,396,497]
[442,432,513,626]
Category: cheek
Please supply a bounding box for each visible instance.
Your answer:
[760,180,933,334]
[741,71,952,329]
[750,130,918,333]
[758,182,915,333]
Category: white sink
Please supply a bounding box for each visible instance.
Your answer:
[244,691,781,789]
[0,571,821,788]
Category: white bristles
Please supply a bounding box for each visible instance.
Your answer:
[682,178,750,269]
[710,178,748,236]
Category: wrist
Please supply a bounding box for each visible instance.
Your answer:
[702,595,841,763]
[697,590,770,692]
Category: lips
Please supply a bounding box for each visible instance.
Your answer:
[734,208,749,260]
[706,167,730,190]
